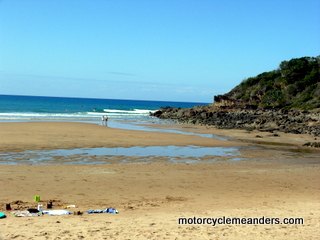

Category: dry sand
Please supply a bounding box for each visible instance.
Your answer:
[0,122,319,240]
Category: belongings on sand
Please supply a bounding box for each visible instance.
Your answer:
[11,210,43,217]
[34,195,41,202]
[74,211,83,215]
[3,196,119,217]
[5,203,11,211]
[87,208,118,214]
[37,204,43,212]
[62,205,78,209]
[43,210,73,216]
[47,201,53,209]
[27,208,39,213]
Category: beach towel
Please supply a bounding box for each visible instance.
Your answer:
[0,212,6,218]
[87,208,118,214]
[43,209,72,216]
[87,209,106,214]
[11,210,42,217]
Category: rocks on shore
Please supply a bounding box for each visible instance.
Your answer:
[303,142,320,148]
[150,106,320,137]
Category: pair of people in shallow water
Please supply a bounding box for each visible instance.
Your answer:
[101,115,108,126]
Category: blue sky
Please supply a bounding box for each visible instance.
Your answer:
[0,0,319,103]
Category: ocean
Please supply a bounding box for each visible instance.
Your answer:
[0,94,209,122]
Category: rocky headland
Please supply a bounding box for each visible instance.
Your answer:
[151,56,320,146]
[150,105,320,137]
[150,104,320,149]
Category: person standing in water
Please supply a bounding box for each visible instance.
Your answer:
[101,115,108,126]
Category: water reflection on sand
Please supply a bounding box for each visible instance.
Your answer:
[0,145,245,165]
[0,121,247,164]
[108,121,230,141]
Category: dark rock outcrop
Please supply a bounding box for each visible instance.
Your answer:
[150,106,320,137]
[303,142,320,148]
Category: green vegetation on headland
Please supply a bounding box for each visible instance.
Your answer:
[217,56,320,111]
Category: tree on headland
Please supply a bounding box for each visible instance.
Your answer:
[223,56,320,110]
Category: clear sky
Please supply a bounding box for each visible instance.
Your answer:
[0,0,319,103]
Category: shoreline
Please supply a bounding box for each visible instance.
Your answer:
[0,121,319,239]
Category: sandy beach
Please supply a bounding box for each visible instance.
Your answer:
[0,122,319,239]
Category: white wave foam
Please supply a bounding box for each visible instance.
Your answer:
[0,112,98,120]
[103,109,152,114]
[0,109,155,122]
[0,112,85,117]
[87,112,107,115]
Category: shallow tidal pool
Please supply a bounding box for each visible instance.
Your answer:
[0,145,245,165]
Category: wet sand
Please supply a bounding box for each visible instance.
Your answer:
[0,122,319,239]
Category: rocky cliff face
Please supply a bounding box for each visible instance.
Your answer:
[150,106,320,137]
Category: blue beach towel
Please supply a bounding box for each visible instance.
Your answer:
[87,208,118,214]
